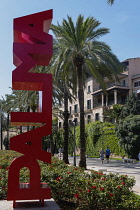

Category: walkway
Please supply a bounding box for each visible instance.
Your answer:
[69,156,140,195]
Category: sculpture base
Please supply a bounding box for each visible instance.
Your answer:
[7,183,51,208]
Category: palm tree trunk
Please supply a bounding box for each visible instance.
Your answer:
[0,115,3,150]
[63,86,70,164]
[77,66,86,168]
[7,113,10,150]
[49,134,53,155]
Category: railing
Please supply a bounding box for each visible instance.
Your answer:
[70,109,80,115]
[93,103,102,108]
[93,83,128,92]
[84,106,92,110]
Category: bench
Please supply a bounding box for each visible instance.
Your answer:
[124,159,136,163]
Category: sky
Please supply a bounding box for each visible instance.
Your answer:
[0,0,140,99]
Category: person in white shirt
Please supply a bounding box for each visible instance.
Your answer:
[100,148,104,164]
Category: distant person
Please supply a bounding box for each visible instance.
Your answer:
[59,148,63,158]
[138,151,140,165]
[99,148,104,164]
[106,147,111,163]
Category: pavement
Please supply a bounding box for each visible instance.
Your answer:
[68,156,140,195]
[0,199,60,210]
[1,156,140,209]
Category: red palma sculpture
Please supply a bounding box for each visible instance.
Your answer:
[7,10,53,207]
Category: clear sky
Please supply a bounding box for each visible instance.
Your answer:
[0,0,140,99]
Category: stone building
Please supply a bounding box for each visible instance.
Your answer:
[58,57,140,127]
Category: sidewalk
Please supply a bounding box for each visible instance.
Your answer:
[69,156,140,195]
[0,199,60,210]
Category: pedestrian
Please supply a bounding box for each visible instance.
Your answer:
[58,148,63,159]
[106,147,110,163]
[99,148,104,163]
[138,151,140,165]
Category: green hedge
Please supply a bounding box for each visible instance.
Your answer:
[75,122,125,157]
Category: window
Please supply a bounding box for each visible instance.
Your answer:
[87,85,91,93]
[121,95,126,104]
[87,115,91,123]
[87,99,91,109]
[59,122,62,128]
[69,106,72,114]
[74,118,77,124]
[134,81,140,87]
[95,113,100,121]
[122,80,126,87]
[74,104,78,113]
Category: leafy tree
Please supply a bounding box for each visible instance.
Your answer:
[51,15,123,168]
[120,93,140,119]
[104,104,123,123]
[116,115,140,159]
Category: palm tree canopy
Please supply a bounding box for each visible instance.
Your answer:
[51,15,123,90]
[51,15,123,168]
[107,0,114,5]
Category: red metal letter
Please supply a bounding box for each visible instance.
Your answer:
[7,10,53,202]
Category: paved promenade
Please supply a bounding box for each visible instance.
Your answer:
[69,156,140,195]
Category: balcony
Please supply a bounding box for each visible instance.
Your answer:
[92,82,129,94]
[69,108,80,116]
[84,106,92,113]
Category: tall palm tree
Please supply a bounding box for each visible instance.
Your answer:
[51,15,123,168]
[37,43,77,164]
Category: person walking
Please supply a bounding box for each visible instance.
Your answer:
[106,147,110,163]
[100,148,104,163]
[138,151,140,165]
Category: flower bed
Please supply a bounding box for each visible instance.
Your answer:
[0,150,140,209]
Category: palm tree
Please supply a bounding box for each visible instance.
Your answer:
[51,15,123,168]
[1,94,16,149]
[107,0,114,5]
[37,44,77,164]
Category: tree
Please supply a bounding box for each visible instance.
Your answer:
[51,15,122,168]
[38,39,77,164]
[107,0,114,5]
[120,93,140,119]
[116,115,140,159]
[104,104,123,123]
[1,94,16,149]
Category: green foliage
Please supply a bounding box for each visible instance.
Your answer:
[75,121,124,157]
[116,115,140,159]
[121,93,140,119]
[104,104,123,123]
[0,151,140,209]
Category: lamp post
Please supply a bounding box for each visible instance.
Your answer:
[73,119,77,166]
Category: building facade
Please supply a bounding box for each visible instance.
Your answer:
[58,57,140,128]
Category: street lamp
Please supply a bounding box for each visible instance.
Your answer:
[73,119,77,166]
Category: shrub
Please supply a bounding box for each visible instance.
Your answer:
[0,151,140,209]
